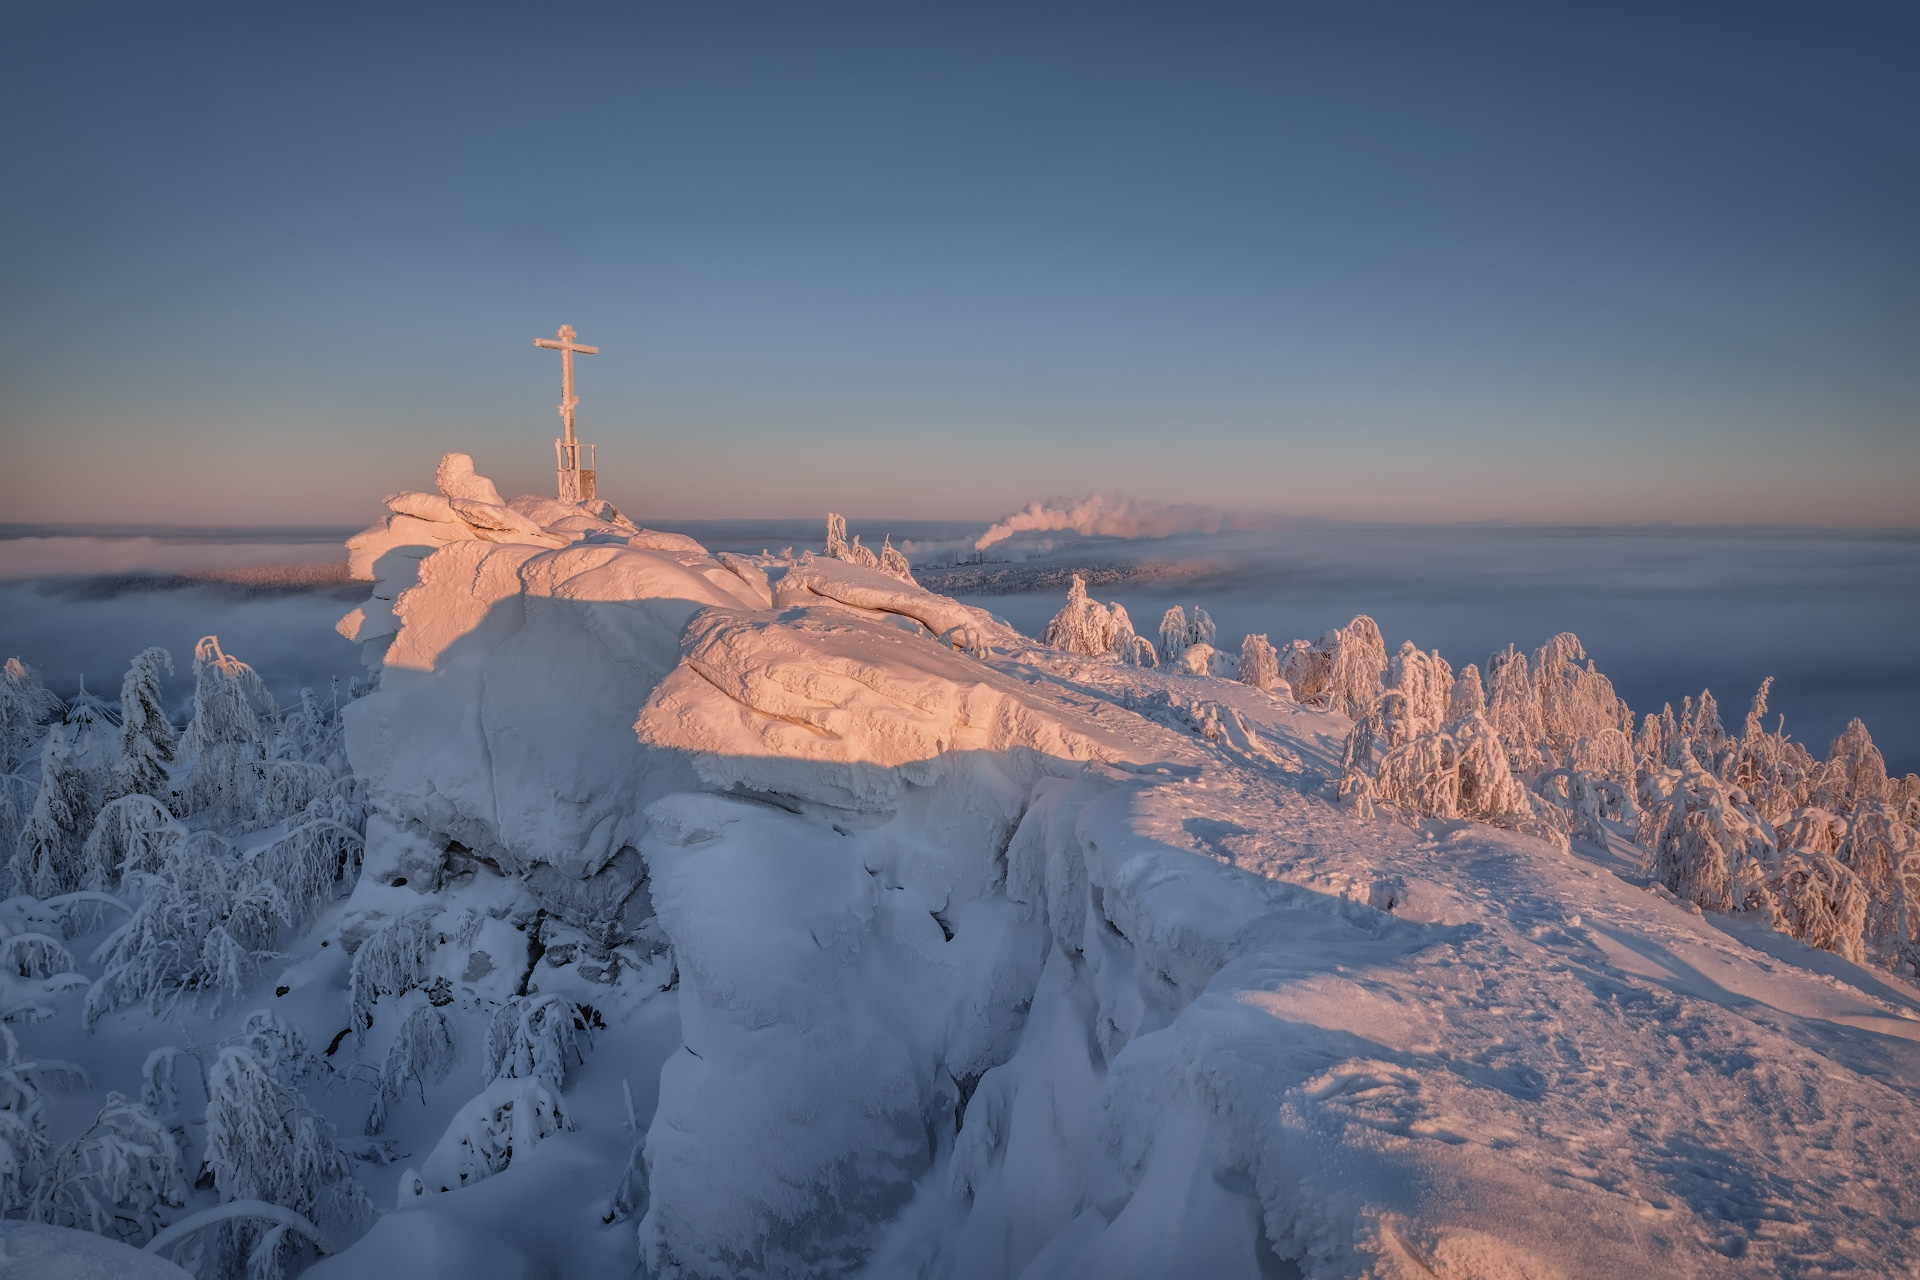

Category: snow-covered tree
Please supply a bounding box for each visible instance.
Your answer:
[1533,634,1633,772]
[0,1028,89,1215]
[1045,576,1118,656]
[825,513,851,560]
[1158,607,1190,667]
[879,536,913,583]
[1449,663,1486,722]
[1238,634,1282,692]
[1638,766,1775,915]
[823,514,881,568]
[1838,797,1920,976]
[110,649,176,801]
[1722,679,1816,823]
[231,1010,318,1089]
[86,838,285,1026]
[142,1046,202,1125]
[175,636,279,827]
[9,725,93,899]
[81,793,182,890]
[349,912,436,1042]
[1814,718,1890,813]
[419,1076,573,1192]
[1768,847,1869,965]
[1187,608,1217,650]
[202,1046,369,1280]
[247,797,363,932]
[1109,604,1157,667]
[1282,616,1386,719]
[1451,712,1528,823]
[1485,646,1545,776]
[28,1092,184,1245]
[485,993,590,1089]
[367,1001,455,1135]
[1382,643,1453,746]
[1,657,64,777]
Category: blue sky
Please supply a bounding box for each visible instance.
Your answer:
[2,2,1914,524]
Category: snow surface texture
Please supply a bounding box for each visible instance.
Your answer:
[321,458,1920,1278]
[4,454,1917,1279]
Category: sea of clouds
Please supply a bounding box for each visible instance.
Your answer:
[3,513,1915,774]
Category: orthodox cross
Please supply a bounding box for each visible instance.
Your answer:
[533,324,600,501]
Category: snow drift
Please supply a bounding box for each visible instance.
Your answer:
[317,457,1920,1278]
[7,453,1915,1280]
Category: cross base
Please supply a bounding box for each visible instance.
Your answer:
[557,440,597,502]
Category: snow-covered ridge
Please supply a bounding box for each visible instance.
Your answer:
[319,457,1919,1278]
[1,455,1915,1280]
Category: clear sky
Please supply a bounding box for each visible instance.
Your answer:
[2,2,1914,525]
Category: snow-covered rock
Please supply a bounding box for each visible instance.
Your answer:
[313,458,1920,1279]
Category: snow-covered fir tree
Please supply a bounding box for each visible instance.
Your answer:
[1,657,65,777]
[28,1091,184,1245]
[1282,616,1386,718]
[1238,634,1281,691]
[1638,765,1776,915]
[85,836,286,1026]
[1158,607,1189,667]
[1187,607,1216,649]
[367,1000,455,1134]
[485,993,591,1090]
[202,1044,369,1280]
[81,793,182,890]
[878,536,913,583]
[349,912,436,1042]
[175,636,280,828]
[8,725,93,899]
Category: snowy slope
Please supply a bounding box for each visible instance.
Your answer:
[314,460,1920,1279]
[8,456,1916,1280]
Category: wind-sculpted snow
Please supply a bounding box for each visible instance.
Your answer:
[25,456,1874,1279]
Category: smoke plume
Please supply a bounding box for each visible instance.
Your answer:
[974,495,1228,551]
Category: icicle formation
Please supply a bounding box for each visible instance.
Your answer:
[823,513,881,569]
[202,1045,370,1280]
[110,648,175,801]
[27,1092,184,1245]
[1280,616,1386,718]
[1238,634,1284,693]
[348,912,437,1043]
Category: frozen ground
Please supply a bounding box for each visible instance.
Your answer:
[3,474,1917,1278]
